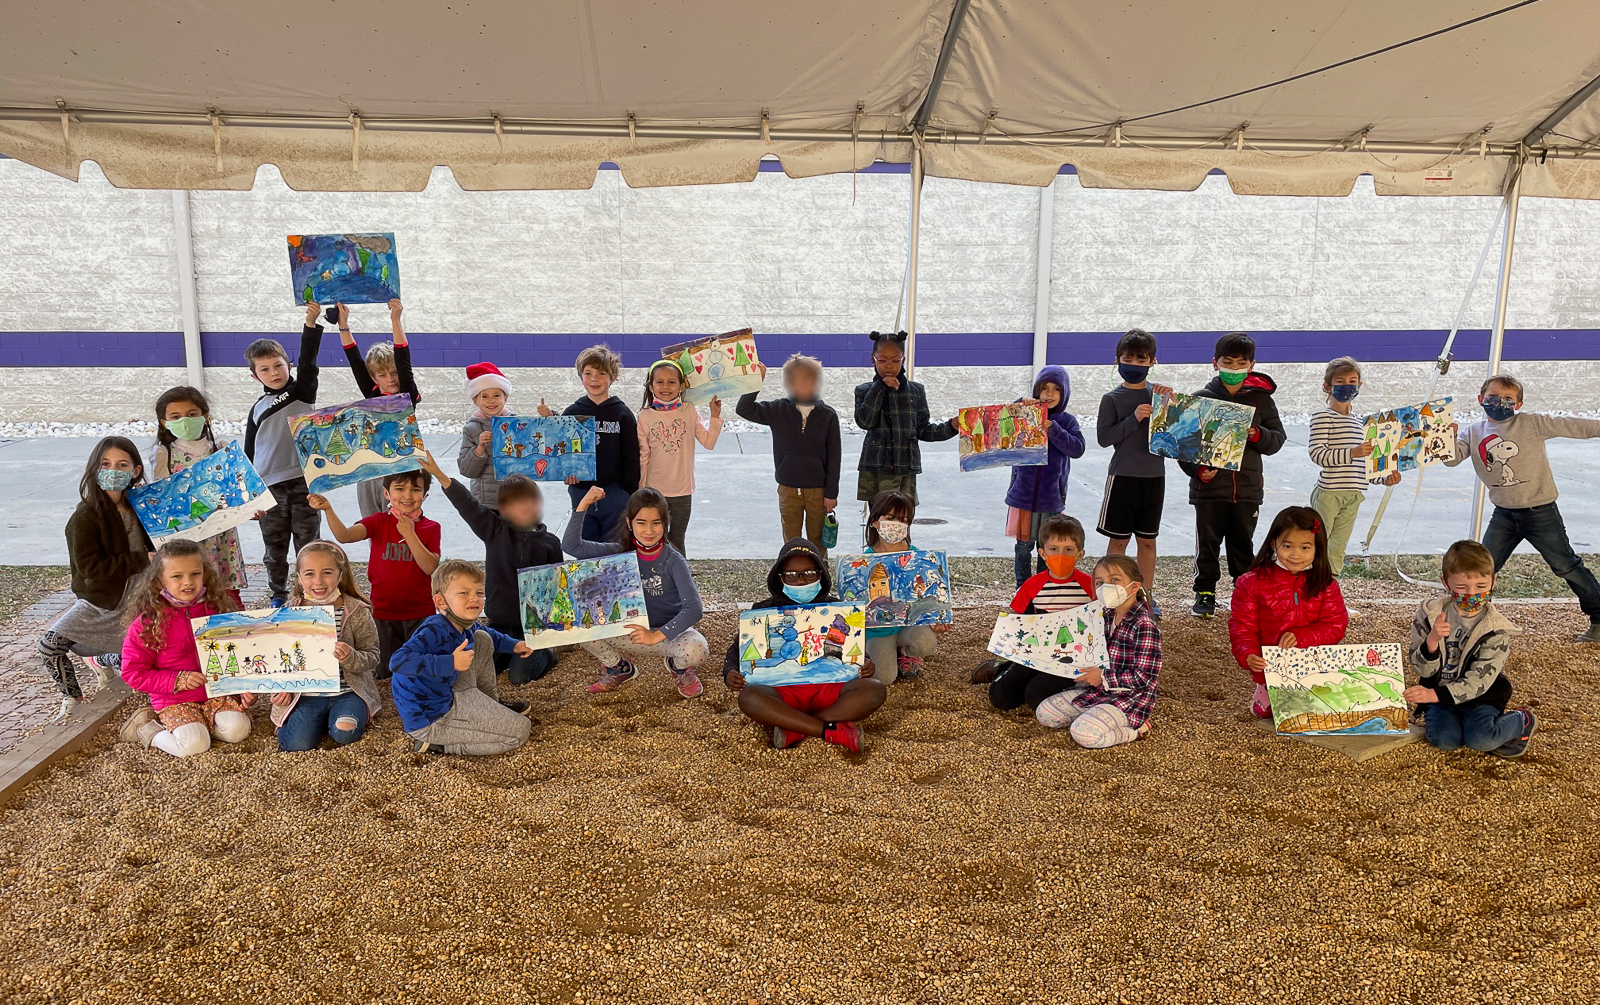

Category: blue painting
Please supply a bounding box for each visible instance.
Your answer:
[835,550,953,627]
[492,415,598,482]
[738,604,866,686]
[660,329,764,405]
[128,441,275,544]
[518,554,649,651]
[289,393,421,494]
[190,605,340,697]
[1148,390,1255,471]
[954,402,1049,472]
[287,232,400,305]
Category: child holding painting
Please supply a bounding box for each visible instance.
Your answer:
[564,486,709,698]
[736,354,842,555]
[457,361,514,508]
[1096,329,1170,612]
[543,345,639,542]
[339,299,420,517]
[854,331,957,506]
[1307,356,1399,576]
[1002,364,1085,587]
[637,359,721,556]
[983,514,1096,710]
[151,385,249,607]
[858,490,952,684]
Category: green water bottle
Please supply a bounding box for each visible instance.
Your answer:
[821,513,839,550]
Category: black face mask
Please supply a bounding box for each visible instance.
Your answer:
[1118,363,1151,384]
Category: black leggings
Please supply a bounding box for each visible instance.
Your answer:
[988,663,1073,711]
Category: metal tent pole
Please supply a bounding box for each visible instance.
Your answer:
[906,142,924,379]
[1469,163,1524,537]
[1030,179,1056,373]
[171,190,204,389]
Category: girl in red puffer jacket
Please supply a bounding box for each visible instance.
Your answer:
[1228,506,1349,717]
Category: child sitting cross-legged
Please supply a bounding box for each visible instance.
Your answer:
[859,490,953,683]
[981,513,1096,709]
[721,538,887,753]
[391,559,536,756]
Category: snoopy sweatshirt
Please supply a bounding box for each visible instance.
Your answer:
[1449,413,1600,509]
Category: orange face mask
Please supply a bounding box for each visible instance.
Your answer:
[1043,554,1078,579]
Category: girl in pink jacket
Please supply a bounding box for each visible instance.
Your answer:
[118,540,253,758]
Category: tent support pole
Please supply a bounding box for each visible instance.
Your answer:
[1030,179,1056,373]
[171,190,204,390]
[1469,163,1524,538]
[906,142,924,379]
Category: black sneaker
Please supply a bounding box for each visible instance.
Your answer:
[1492,707,1537,758]
[498,699,534,717]
[413,739,445,754]
[1190,592,1216,619]
[1578,622,1600,643]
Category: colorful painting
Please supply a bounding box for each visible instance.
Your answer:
[1148,390,1256,471]
[738,604,866,686]
[128,441,275,544]
[1363,397,1457,481]
[660,329,763,405]
[491,415,598,482]
[835,550,953,627]
[190,606,340,697]
[986,600,1108,678]
[1262,643,1409,736]
[954,402,1049,472]
[518,554,649,651]
[289,393,421,494]
[287,232,400,305]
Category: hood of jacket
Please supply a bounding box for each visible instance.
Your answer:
[1200,370,1277,399]
[1033,365,1072,413]
[765,537,834,601]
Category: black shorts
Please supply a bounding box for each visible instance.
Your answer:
[1097,474,1165,540]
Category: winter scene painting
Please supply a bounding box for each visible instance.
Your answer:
[954,401,1049,472]
[1363,397,1457,481]
[289,393,421,494]
[190,606,340,697]
[287,232,400,305]
[1148,390,1255,471]
[660,329,763,405]
[986,600,1109,678]
[491,415,597,482]
[518,555,649,651]
[128,441,274,544]
[737,604,866,686]
[835,551,953,627]
[1262,643,1409,736]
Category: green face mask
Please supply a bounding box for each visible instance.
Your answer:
[165,416,207,440]
[1217,367,1249,387]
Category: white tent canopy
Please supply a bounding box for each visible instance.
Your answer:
[3,0,1600,195]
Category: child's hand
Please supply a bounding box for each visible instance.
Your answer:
[271,693,295,707]
[1384,471,1402,486]
[307,493,330,511]
[512,642,533,657]
[174,671,206,692]
[305,301,321,326]
[627,626,665,646]
[390,505,416,532]
[726,668,747,690]
[537,398,553,418]
[754,362,767,379]
[1150,383,1173,397]
[336,302,350,329]
[578,486,606,510]
[1354,441,1376,458]
[1427,611,1450,646]
[883,374,900,391]
[238,693,256,709]
[860,659,875,679]
[824,497,837,513]
[1079,666,1105,687]
[388,298,403,322]
[1245,654,1267,672]
[710,397,722,418]
[452,636,475,672]
[476,429,492,455]
[1403,684,1439,704]
[1134,403,1153,421]
[251,510,267,521]
[1247,426,1262,443]
[1277,631,1297,649]
[334,641,352,661]
[1197,467,1217,483]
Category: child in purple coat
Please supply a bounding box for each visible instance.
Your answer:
[1004,364,1086,586]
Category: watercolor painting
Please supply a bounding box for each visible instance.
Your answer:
[1148,390,1256,471]
[660,329,763,405]
[286,233,400,305]
[954,401,1049,472]
[986,600,1108,678]
[491,415,598,482]
[1363,397,1457,481]
[1262,643,1409,736]
[738,604,867,686]
[518,554,649,651]
[835,550,953,627]
[289,393,422,494]
[190,605,340,697]
[128,441,275,544]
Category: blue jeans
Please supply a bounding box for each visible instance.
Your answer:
[568,483,632,543]
[489,621,557,683]
[1013,540,1041,587]
[1484,502,1600,621]
[278,693,369,752]
[1424,703,1521,752]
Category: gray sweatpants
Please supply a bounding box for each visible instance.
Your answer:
[864,625,937,684]
[408,632,532,756]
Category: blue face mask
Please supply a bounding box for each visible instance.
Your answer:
[96,468,134,492]
[1482,396,1517,421]
[1117,363,1150,385]
[1328,384,1360,403]
[782,581,823,604]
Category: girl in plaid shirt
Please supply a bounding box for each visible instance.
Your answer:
[1035,554,1161,746]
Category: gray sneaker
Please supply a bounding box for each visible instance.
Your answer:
[1577,623,1600,643]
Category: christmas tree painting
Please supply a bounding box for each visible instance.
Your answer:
[741,639,763,663]
[609,600,623,623]
[733,339,751,368]
[224,643,240,676]
[547,568,577,628]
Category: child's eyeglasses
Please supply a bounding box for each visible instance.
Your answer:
[779,570,821,584]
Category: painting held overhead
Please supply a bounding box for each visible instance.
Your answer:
[1363,397,1457,481]
[1261,643,1410,736]
[954,401,1049,472]
[289,393,422,494]
[738,604,866,686]
[491,415,598,482]
[835,550,953,627]
[287,233,400,305]
[1148,390,1255,471]
[986,600,1109,677]
[660,329,764,405]
[518,554,649,651]
[190,605,340,697]
[128,441,275,544]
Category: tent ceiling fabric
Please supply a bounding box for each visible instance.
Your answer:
[2,0,1600,195]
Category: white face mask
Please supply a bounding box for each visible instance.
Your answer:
[875,519,909,544]
[1097,583,1132,608]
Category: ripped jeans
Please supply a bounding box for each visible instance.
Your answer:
[277,692,369,752]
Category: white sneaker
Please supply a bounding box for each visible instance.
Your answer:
[84,655,120,687]
[118,707,159,747]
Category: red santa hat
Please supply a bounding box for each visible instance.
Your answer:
[465,362,512,399]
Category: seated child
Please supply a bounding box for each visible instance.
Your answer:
[391,559,536,756]
[421,448,563,683]
[721,538,887,753]
[457,361,514,507]
[1405,540,1535,757]
[859,490,953,683]
[565,486,708,697]
[1228,506,1349,718]
[736,354,842,553]
[338,299,421,517]
[1036,555,1161,747]
[269,541,382,752]
[118,540,253,758]
[985,514,1096,710]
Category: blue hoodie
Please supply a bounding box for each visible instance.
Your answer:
[391,614,521,732]
[1004,365,1086,513]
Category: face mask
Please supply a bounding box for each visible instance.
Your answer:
[875,519,909,544]
[1451,591,1489,617]
[1042,554,1078,579]
[1217,367,1250,387]
[1117,363,1150,384]
[649,398,682,411]
[1097,583,1131,608]
[782,581,823,604]
[1482,396,1517,421]
[1328,384,1360,403]
[160,587,193,607]
[97,468,134,492]
[164,416,207,440]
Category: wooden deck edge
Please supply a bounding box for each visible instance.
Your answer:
[0,682,131,806]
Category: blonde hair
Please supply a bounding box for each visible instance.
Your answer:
[364,341,396,375]
[431,558,484,594]
[576,345,620,379]
[1323,356,1362,387]
[1481,373,1524,402]
[782,353,823,383]
[291,540,370,607]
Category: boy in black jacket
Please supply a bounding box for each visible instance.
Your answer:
[541,345,639,542]
[419,450,563,683]
[1178,332,1286,619]
[736,354,842,553]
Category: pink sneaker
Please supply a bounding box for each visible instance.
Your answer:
[585,659,638,694]
[1250,683,1272,719]
[895,653,923,680]
[672,668,703,699]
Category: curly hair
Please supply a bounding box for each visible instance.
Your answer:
[126,539,236,652]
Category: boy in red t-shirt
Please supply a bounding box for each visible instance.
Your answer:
[311,467,442,678]
[979,514,1097,711]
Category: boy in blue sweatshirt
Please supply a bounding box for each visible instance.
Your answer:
[391,559,536,756]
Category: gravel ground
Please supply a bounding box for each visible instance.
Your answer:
[0,567,70,625]
[0,576,1595,1004]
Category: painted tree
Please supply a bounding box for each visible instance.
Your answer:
[581,607,594,629]
[224,643,240,676]
[324,422,353,462]
[609,600,623,623]
[733,340,751,368]
[204,643,222,678]
[845,641,862,661]
[547,569,577,628]
[741,639,762,663]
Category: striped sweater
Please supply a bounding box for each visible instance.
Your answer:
[1308,408,1369,492]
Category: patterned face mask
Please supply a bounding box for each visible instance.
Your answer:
[1329,384,1361,403]
[874,519,909,544]
[96,468,134,491]
[1451,591,1490,616]
[1481,396,1517,421]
